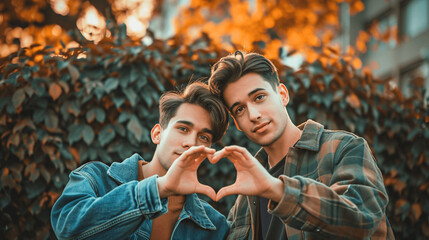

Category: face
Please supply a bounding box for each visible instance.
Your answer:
[151,103,213,172]
[223,73,289,146]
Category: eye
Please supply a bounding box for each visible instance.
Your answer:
[200,135,211,143]
[234,106,245,116]
[255,94,265,102]
[178,126,188,132]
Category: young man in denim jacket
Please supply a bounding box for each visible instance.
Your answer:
[51,82,230,239]
[208,51,394,239]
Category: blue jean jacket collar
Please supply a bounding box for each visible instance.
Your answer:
[106,153,216,230]
[107,153,143,184]
[182,194,216,230]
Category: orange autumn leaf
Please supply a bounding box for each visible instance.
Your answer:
[350,1,365,15]
[346,93,361,108]
[352,57,362,69]
[69,147,81,164]
[411,203,422,222]
[49,82,62,101]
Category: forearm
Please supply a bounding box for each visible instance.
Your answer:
[269,175,388,238]
[51,174,167,239]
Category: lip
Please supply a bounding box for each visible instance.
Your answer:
[252,121,270,133]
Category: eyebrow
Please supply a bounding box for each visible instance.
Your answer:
[176,120,213,136]
[229,88,265,112]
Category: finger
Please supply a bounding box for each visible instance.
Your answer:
[210,148,230,164]
[224,145,253,159]
[195,184,217,201]
[216,184,238,202]
[194,148,215,163]
[228,151,247,164]
[181,146,212,163]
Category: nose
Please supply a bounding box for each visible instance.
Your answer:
[182,134,198,149]
[248,104,262,122]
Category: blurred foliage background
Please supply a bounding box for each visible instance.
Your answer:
[1,0,428,239]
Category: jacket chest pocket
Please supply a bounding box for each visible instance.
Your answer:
[228,224,250,240]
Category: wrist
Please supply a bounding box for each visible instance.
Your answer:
[157,176,170,199]
[263,177,284,202]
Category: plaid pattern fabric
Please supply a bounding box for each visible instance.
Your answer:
[226,120,394,240]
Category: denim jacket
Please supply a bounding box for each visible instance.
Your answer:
[51,154,228,240]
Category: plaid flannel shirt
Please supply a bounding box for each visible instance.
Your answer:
[226,120,394,240]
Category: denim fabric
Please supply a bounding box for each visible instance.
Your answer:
[51,154,228,240]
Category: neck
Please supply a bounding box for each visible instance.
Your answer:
[263,121,302,168]
[142,153,167,178]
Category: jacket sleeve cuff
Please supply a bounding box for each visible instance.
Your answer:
[136,175,168,219]
[267,175,302,222]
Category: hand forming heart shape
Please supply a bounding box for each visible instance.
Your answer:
[157,145,282,202]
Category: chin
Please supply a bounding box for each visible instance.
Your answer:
[250,136,275,147]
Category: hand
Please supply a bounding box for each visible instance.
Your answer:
[157,145,216,201]
[210,145,284,202]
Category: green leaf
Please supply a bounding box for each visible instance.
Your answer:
[39,166,51,183]
[68,64,80,81]
[31,77,47,95]
[141,91,153,107]
[407,128,420,141]
[98,125,116,146]
[113,96,125,108]
[301,76,310,89]
[12,88,26,109]
[323,74,334,86]
[118,112,130,123]
[114,123,126,136]
[122,87,138,107]
[86,108,97,123]
[82,124,95,144]
[68,100,81,117]
[57,59,69,70]
[6,72,19,85]
[24,85,35,97]
[24,179,46,199]
[0,192,11,209]
[0,97,9,111]
[322,93,333,108]
[88,148,97,161]
[127,115,143,142]
[104,77,119,93]
[95,108,106,123]
[5,63,20,72]
[86,107,106,123]
[21,66,31,80]
[68,123,84,144]
[97,148,113,164]
[45,110,59,130]
[52,173,68,189]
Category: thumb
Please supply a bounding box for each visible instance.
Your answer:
[216,184,237,202]
[195,184,217,202]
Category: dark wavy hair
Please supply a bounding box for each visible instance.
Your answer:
[208,50,279,104]
[158,81,229,143]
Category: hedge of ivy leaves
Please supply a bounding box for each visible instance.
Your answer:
[1,25,428,239]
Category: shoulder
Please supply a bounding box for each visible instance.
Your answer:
[322,128,361,141]
[72,161,109,176]
[320,129,367,149]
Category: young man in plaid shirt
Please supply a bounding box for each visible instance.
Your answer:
[208,51,394,240]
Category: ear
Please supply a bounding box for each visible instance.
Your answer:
[151,124,162,144]
[278,83,289,107]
